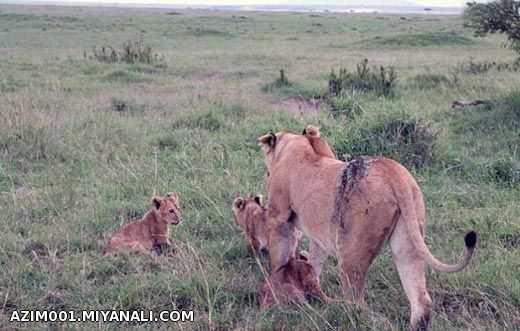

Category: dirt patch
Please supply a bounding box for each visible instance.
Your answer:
[275,96,323,112]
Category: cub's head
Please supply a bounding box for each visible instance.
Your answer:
[232,195,268,251]
[258,125,335,172]
[151,192,183,226]
[302,125,335,159]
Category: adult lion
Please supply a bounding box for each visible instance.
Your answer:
[258,125,477,330]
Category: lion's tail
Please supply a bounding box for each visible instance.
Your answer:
[395,181,477,273]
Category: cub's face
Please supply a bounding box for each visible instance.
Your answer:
[152,192,183,226]
[232,195,268,250]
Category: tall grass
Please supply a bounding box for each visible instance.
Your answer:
[0,5,518,330]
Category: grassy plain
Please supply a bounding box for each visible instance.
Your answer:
[0,4,519,330]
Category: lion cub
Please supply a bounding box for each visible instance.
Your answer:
[259,257,333,310]
[105,192,182,254]
[232,195,301,258]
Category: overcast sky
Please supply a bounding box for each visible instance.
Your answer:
[8,0,486,8]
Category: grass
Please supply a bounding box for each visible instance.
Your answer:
[0,4,519,330]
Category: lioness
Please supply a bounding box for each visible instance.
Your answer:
[258,125,477,330]
[105,192,182,254]
[232,195,302,258]
[259,257,333,310]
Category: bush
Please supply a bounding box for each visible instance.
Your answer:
[333,112,437,168]
[328,59,398,97]
[489,156,519,186]
[87,36,164,65]
[262,69,292,92]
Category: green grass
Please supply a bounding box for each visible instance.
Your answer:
[0,5,519,330]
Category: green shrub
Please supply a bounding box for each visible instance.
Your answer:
[262,69,292,92]
[333,112,438,168]
[328,59,398,97]
[88,36,164,65]
[489,156,519,186]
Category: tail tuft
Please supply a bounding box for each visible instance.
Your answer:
[464,230,477,249]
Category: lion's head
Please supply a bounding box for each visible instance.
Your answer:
[151,192,183,226]
[258,125,335,172]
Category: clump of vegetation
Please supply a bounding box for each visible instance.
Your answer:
[504,90,520,119]
[489,156,519,186]
[359,32,474,48]
[329,93,363,118]
[262,69,292,92]
[408,73,451,90]
[110,97,145,115]
[464,0,520,54]
[333,112,437,168]
[328,59,398,97]
[87,36,164,64]
[456,58,520,75]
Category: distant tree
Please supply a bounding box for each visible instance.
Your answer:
[464,0,520,54]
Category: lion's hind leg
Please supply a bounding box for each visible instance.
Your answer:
[390,217,432,331]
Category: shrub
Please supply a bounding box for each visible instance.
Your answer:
[328,59,398,97]
[489,156,519,186]
[333,112,437,168]
[262,69,292,92]
[88,36,164,65]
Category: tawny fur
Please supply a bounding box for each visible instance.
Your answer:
[105,192,183,254]
[260,257,333,310]
[232,195,301,258]
[258,127,477,330]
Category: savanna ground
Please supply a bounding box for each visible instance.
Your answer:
[0,4,519,330]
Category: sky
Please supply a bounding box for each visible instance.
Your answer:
[5,0,484,7]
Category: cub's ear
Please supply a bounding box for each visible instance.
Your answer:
[253,194,263,205]
[166,192,179,200]
[233,197,246,210]
[303,125,320,137]
[152,197,164,210]
[258,132,277,148]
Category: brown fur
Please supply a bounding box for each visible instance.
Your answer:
[232,195,301,258]
[258,126,477,330]
[259,257,333,310]
[105,192,182,254]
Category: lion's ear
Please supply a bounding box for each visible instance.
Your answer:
[303,125,320,137]
[258,132,277,148]
[152,197,163,210]
[233,197,246,210]
[253,194,263,205]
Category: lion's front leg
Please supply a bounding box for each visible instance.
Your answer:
[266,202,295,271]
[308,241,329,278]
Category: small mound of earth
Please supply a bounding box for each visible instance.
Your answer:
[276,96,323,112]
